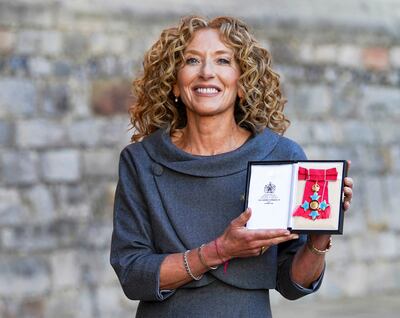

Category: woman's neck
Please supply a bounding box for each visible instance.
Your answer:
[171,116,251,156]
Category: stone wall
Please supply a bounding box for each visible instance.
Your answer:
[0,0,399,317]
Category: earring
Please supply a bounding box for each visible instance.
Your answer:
[174,96,178,103]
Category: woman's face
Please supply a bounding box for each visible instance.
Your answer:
[173,28,242,119]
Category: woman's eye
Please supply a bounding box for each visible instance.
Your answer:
[217,58,231,65]
[185,57,200,65]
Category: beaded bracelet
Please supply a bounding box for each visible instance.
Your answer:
[198,244,218,270]
[183,250,203,281]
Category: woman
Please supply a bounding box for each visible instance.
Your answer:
[110,16,353,317]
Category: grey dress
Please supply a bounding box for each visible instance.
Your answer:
[110,128,323,317]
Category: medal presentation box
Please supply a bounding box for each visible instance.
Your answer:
[244,160,348,234]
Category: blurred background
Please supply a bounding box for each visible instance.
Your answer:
[0,0,399,317]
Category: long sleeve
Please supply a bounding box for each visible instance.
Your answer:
[110,149,174,301]
[275,235,324,300]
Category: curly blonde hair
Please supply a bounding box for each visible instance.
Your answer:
[130,15,289,142]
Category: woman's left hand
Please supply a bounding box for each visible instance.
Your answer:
[343,160,354,212]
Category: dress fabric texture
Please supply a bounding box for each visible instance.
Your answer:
[110,128,323,318]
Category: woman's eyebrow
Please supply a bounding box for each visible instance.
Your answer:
[184,49,233,55]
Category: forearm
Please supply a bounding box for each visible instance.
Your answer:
[159,241,223,290]
[290,235,330,288]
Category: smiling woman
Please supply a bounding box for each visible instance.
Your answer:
[110,15,354,318]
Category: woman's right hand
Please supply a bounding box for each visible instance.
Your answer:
[216,208,299,260]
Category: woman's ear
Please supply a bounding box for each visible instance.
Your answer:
[238,87,244,99]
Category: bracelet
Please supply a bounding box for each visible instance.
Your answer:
[198,244,218,270]
[307,236,332,255]
[214,239,226,263]
[183,250,203,281]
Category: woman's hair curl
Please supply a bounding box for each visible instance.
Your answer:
[130,15,289,142]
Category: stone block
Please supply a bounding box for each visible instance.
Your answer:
[0,29,16,53]
[363,176,389,229]
[99,116,132,147]
[22,185,56,223]
[361,85,400,120]
[383,175,400,230]
[97,285,137,317]
[81,223,113,249]
[291,85,331,119]
[341,120,377,145]
[390,147,400,173]
[41,150,80,182]
[377,232,399,260]
[40,30,62,56]
[0,120,14,146]
[298,43,314,63]
[362,47,390,71]
[331,83,361,118]
[41,83,71,117]
[0,188,28,226]
[83,149,118,178]
[352,146,387,174]
[284,121,312,146]
[1,224,57,252]
[44,289,92,318]
[89,33,108,55]
[78,248,116,286]
[109,35,128,55]
[16,119,66,148]
[50,250,80,290]
[389,46,400,68]
[16,30,41,55]
[8,55,30,76]
[0,256,50,297]
[326,262,369,297]
[67,119,100,147]
[336,45,362,68]
[309,120,343,144]
[0,78,37,117]
[314,44,337,64]
[89,182,116,221]
[68,78,91,118]
[1,150,39,185]
[64,33,88,59]
[28,56,52,77]
[367,261,399,293]
[54,184,91,220]
[53,60,72,77]
[91,79,132,116]
[19,298,46,318]
[349,233,379,262]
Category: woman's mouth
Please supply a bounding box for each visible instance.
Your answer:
[193,86,221,96]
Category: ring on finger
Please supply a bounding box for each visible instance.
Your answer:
[260,246,267,255]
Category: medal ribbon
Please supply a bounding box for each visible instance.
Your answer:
[293,167,338,221]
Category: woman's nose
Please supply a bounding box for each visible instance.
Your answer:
[199,60,215,79]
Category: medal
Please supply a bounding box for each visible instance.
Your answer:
[293,167,337,221]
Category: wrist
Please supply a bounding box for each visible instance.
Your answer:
[307,235,332,255]
[214,237,230,263]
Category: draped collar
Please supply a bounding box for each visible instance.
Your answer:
[141,128,281,177]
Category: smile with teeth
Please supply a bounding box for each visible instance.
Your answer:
[195,87,220,94]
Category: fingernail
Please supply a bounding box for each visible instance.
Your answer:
[292,234,299,239]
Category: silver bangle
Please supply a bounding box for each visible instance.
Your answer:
[183,250,203,281]
[198,244,218,270]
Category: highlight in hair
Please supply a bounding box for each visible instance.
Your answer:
[129,15,289,142]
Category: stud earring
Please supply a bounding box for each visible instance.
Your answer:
[175,96,178,103]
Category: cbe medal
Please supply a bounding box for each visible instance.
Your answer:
[293,167,338,221]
